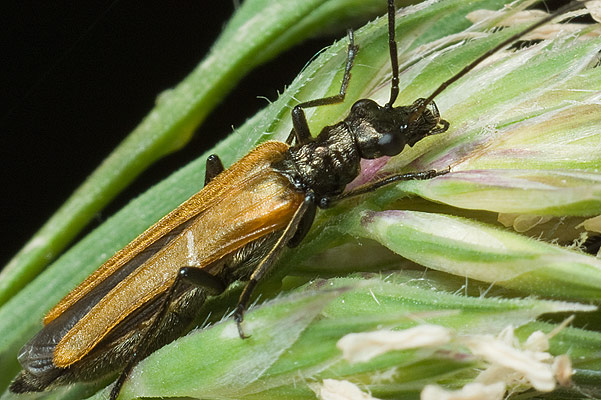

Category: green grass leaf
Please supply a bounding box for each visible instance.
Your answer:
[2,0,601,398]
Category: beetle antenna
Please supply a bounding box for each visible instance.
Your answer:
[409,0,591,122]
[385,0,399,108]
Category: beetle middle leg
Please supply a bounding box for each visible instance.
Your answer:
[286,30,358,146]
[109,267,226,400]
[287,200,317,248]
[233,194,315,338]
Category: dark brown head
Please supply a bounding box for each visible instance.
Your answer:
[345,97,448,160]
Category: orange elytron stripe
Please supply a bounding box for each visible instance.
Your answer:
[47,141,304,366]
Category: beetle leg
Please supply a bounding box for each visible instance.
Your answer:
[109,267,226,400]
[287,200,317,248]
[234,193,315,338]
[204,154,225,186]
[288,30,358,146]
[285,130,296,145]
[176,267,227,294]
[321,167,451,208]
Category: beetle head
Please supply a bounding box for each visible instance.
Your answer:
[347,97,448,159]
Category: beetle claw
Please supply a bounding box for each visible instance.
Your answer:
[234,305,250,339]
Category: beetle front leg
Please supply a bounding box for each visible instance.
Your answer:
[322,167,450,208]
[287,30,358,146]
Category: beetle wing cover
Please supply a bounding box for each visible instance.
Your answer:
[37,141,303,367]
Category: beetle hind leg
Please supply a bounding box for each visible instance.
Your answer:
[9,368,62,394]
[109,267,226,400]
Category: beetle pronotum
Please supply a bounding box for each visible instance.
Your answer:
[8,0,594,399]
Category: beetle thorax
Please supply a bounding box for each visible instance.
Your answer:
[277,122,362,200]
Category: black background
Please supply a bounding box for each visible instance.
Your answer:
[1,0,568,267]
[1,1,336,265]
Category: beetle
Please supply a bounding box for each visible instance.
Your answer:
[9,0,590,399]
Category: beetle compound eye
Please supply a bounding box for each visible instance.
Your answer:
[377,131,405,156]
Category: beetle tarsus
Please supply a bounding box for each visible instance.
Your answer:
[234,305,250,339]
